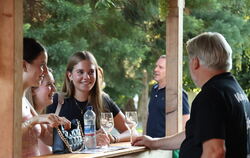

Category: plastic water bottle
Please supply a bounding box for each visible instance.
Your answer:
[84,106,96,149]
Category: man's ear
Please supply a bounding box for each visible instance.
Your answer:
[193,57,200,70]
[23,60,28,72]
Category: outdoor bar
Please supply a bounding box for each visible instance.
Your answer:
[0,0,183,157]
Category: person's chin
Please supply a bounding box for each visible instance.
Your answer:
[81,89,91,92]
[47,100,53,105]
[45,99,53,106]
[33,81,41,87]
[153,75,160,79]
[80,86,92,92]
[81,84,94,90]
[153,78,160,83]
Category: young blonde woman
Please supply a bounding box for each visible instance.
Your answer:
[47,51,135,147]
[29,69,56,114]
[22,38,71,158]
[25,69,57,155]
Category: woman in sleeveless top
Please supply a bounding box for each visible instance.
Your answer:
[25,69,57,155]
[22,38,71,158]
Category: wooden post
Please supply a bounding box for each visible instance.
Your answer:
[0,0,23,157]
[165,0,184,136]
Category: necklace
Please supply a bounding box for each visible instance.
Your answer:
[74,99,84,115]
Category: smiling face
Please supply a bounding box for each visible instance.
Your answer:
[67,60,96,95]
[32,71,56,110]
[23,51,48,88]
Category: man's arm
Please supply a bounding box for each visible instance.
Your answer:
[182,114,190,130]
[182,90,190,130]
[201,139,225,158]
[132,131,185,150]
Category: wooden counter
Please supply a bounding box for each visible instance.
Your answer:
[32,142,172,158]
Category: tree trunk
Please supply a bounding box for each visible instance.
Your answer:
[124,98,135,111]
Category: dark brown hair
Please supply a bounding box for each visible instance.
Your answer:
[23,37,46,63]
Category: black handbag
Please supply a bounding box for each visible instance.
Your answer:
[52,119,84,153]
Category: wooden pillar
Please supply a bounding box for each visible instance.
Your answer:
[0,0,23,157]
[165,0,184,136]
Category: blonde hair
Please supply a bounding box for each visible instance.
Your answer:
[27,68,54,114]
[62,51,104,127]
[186,32,232,71]
[98,66,106,89]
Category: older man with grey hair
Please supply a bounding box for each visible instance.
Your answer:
[132,32,250,158]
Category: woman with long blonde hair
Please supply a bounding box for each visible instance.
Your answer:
[47,51,134,146]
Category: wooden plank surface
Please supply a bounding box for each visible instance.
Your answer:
[0,0,22,157]
[32,142,147,158]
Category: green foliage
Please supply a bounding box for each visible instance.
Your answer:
[186,0,221,10]
[184,0,250,95]
[24,0,153,108]
[95,0,116,9]
[119,0,159,24]
[24,0,250,106]
[159,0,168,21]
[183,15,204,42]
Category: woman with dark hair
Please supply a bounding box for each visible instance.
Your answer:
[22,38,71,158]
[47,51,134,147]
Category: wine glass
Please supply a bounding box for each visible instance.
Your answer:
[100,112,114,133]
[100,112,114,148]
[125,111,138,143]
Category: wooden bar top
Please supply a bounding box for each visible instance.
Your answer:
[33,142,147,158]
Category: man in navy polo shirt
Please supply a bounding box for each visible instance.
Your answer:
[146,55,190,157]
[146,55,190,138]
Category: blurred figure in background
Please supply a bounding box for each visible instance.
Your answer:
[146,55,190,157]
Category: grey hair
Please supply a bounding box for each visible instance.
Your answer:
[159,54,166,59]
[186,32,232,71]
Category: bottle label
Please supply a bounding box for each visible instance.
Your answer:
[85,133,95,136]
[84,125,95,136]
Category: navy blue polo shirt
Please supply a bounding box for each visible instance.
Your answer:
[146,84,190,138]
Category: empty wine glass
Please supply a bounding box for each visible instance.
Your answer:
[125,111,138,143]
[100,112,114,148]
[100,112,114,133]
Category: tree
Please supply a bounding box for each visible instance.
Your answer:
[24,0,151,109]
[183,0,250,95]
[24,0,250,130]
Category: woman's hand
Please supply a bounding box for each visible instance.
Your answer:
[30,114,71,129]
[96,128,110,147]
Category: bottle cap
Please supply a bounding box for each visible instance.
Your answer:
[87,106,93,110]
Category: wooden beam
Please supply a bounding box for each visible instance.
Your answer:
[165,0,184,136]
[0,0,22,157]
